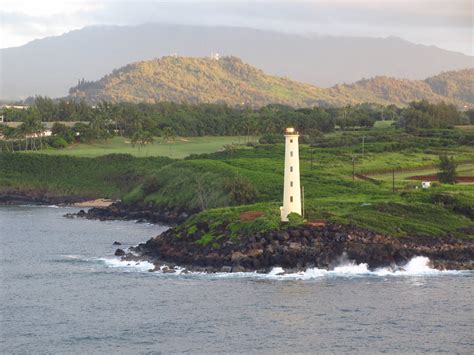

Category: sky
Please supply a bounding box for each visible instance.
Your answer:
[1,0,473,55]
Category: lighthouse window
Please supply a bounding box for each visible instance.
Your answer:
[290,139,293,143]
[290,196,293,202]
[290,166,293,172]
[290,181,293,187]
[290,151,293,157]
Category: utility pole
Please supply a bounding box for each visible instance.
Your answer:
[352,155,355,181]
[362,136,366,156]
[301,185,305,219]
[392,168,395,193]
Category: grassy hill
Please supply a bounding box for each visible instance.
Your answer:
[68,56,473,107]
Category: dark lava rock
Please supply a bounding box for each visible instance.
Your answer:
[114,248,125,256]
[128,222,474,273]
[113,241,122,246]
[220,266,232,273]
[70,201,194,225]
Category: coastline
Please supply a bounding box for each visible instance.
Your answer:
[73,198,115,208]
[2,192,472,272]
[0,189,89,206]
[0,190,116,209]
[121,223,474,273]
[66,201,191,225]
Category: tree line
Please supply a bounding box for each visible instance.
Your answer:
[0,97,471,152]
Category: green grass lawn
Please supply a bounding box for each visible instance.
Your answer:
[368,162,474,181]
[373,120,396,129]
[34,136,256,159]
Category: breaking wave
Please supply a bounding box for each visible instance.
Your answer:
[90,256,468,279]
[97,258,155,272]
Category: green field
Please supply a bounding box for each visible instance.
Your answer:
[367,162,474,181]
[34,136,256,159]
[373,120,396,129]
[3,128,473,239]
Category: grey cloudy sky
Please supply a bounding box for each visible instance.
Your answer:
[1,0,473,55]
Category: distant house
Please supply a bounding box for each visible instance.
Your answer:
[210,52,220,60]
[27,130,52,138]
[1,105,29,110]
[0,121,85,141]
[421,181,431,189]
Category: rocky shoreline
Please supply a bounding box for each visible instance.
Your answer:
[0,189,87,206]
[121,223,474,273]
[3,192,472,273]
[0,191,190,225]
[66,201,191,225]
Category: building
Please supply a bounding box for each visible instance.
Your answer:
[421,181,431,189]
[280,127,302,222]
[210,52,220,60]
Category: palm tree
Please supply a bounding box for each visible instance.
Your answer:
[162,126,176,142]
[131,130,144,154]
[142,131,154,156]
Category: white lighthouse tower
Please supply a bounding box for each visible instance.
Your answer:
[280,127,302,222]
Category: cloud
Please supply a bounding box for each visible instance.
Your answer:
[0,0,472,55]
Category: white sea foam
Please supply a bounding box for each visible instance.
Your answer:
[98,258,155,272]
[262,256,464,280]
[19,204,61,208]
[92,256,467,279]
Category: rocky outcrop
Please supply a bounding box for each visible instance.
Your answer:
[125,223,474,272]
[67,201,191,225]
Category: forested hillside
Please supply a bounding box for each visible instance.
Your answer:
[68,56,334,107]
[329,76,462,106]
[425,68,474,104]
[67,56,473,108]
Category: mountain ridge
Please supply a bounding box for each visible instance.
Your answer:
[1,23,472,99]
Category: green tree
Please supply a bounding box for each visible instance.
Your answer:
[18,108,44,150]
[437,155,457,184]
[34,96,57,121]
[161,126,176,142]
[464,109,474,124]
[0,126,18,152]
[223,175,257,205]
[52,123,74,143]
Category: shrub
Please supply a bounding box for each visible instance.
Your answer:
[259,133,284,144]
[51,123,75,143]
[49,136,68,149]
[437,155,457,184]
[287,212,304,227]
[142,176,161,194]
[223,175,258,205]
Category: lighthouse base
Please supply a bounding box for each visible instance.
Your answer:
[280,206,288,222]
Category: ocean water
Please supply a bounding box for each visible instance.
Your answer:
[1,205,473,353]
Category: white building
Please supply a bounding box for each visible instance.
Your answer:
[280,127,302,222]
[210,52,220,60]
